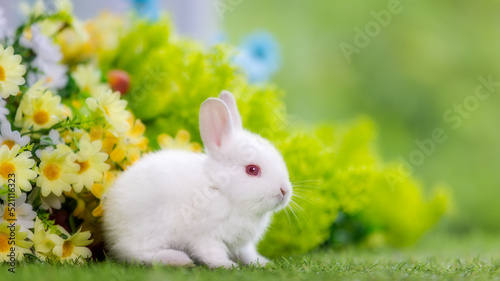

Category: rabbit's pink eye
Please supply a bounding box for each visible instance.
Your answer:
[246,165,261,176]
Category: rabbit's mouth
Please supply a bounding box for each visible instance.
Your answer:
[274,196,290,210]
[274,187,291,209]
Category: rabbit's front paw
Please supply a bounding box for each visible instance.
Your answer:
[152,249,195,267]
[193,241,237,269]
[236,244,269,266]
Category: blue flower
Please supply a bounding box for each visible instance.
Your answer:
[234,31,281,83]
[129,0,160,21]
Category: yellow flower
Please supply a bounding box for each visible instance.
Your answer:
[0,45,26,98]
[72,134,109,193]
[86,89,130,135]
[49,226,93,264]
[158,130,202,153]
[0,221,33,262]
[86,12,123,51]
[91,171,117,217]
[88,125,105,142]
[32,218,55,261]
[105,116,149,169]
[56,27,91,64]
[0,145,37,196]
[72,64,108,98]
[37,147,79,197]
[24,79,47,98]
[15,89,65,131]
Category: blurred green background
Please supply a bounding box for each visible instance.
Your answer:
[223,0,500,233]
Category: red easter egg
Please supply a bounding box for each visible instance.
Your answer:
[107,69,131,95]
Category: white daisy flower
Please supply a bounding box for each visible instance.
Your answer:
[0,122,30,149]
[20,25,63,65]
[27,62,68,90]
[43,129,63,147]
[0,99,9,122]
[20,26,68,90]
[40,192,66,210]
[35,129,63,159]
[0,193,37,231]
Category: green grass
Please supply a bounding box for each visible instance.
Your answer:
[3,231,500,281]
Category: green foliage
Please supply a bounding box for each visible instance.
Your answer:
[36,209,62,236]
[358,171,450,247]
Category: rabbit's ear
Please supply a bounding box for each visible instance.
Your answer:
[200,98,234,151]
[219,91,242,130]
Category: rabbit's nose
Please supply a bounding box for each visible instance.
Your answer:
[280,187,286,196]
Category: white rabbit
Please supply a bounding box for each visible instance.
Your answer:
[102,91,292,268]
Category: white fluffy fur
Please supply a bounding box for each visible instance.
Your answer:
[102,91,292,268]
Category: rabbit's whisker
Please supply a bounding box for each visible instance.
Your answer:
[292,184,321,189]
[292,192,320,203]
[289,200,308,222]
[283,207,298,236]
[290,200,306,214]
[291,179,321,184]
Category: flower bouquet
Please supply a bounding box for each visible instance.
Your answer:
[0,2,152,264]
